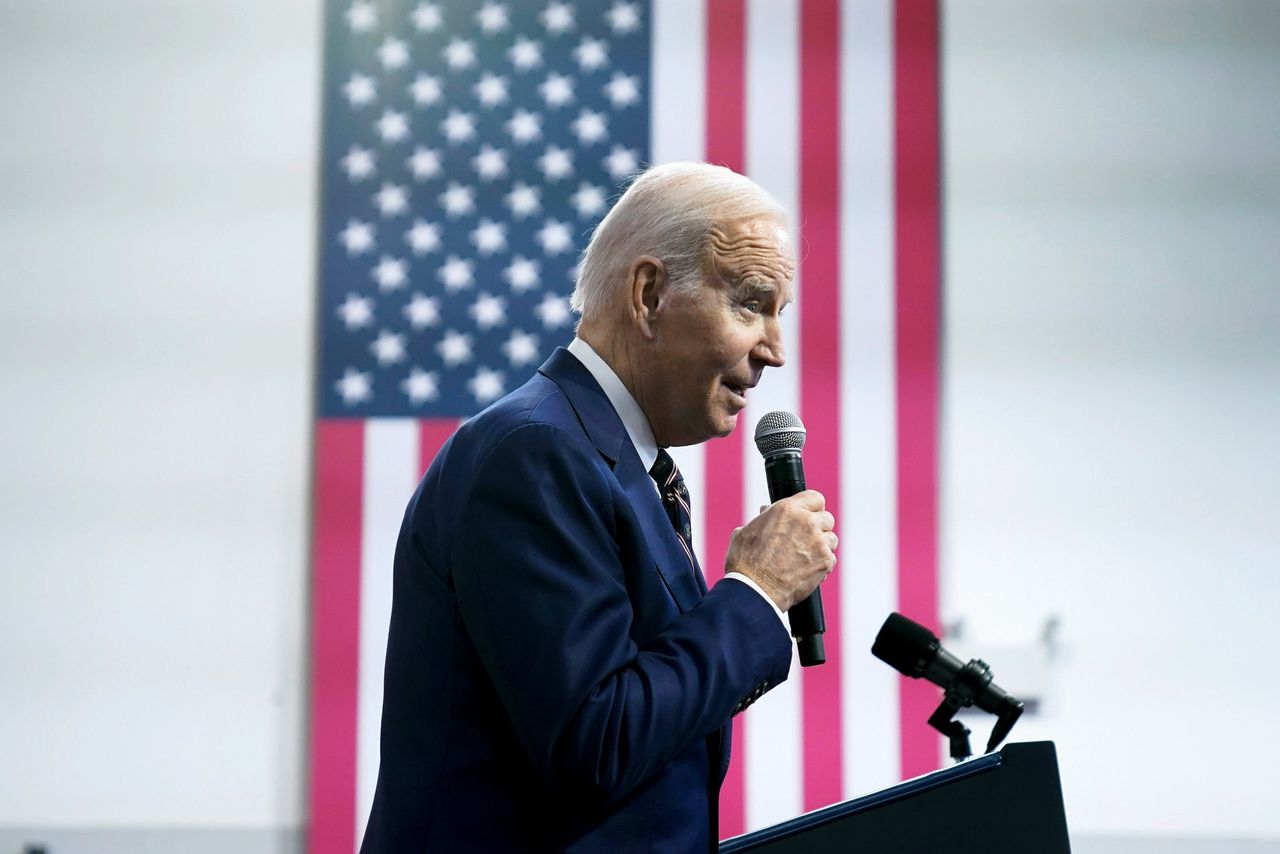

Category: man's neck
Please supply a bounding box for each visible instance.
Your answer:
[579,323,638,402]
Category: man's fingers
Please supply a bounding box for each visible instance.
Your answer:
[789,490,826,511]
[815,510,836,532]
[824,532,839,551]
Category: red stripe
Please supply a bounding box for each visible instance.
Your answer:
[893,0,942,780]
[308,420,365,854]
[706,0,746,174]
[798,0,845,812]
[418,419,459,478]
[704,0,747,838]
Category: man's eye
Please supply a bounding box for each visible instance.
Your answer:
[743,300,762,314]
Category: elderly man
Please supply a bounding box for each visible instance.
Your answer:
[360,163,837,853]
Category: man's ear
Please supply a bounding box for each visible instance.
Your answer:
[629,256,666,339]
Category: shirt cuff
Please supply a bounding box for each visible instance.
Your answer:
[723,572,790,630]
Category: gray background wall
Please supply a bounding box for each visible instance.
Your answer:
[942,0,1279,843]
[0,0,1276,850]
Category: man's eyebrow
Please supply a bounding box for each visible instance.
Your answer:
[735,279,793,307]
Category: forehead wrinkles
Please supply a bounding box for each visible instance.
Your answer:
[706,221,796,287]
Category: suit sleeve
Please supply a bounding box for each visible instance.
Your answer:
[448,422,791,802]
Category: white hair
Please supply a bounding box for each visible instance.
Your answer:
[571,162,787,320]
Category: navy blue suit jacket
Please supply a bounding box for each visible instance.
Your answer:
[360,347,792,853]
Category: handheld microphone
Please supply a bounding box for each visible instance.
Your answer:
[754,411,826,667]
[872,612,1024,754]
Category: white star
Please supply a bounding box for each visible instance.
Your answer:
[505,182,541,218]
[603,145,640,179]
[377,110,410,143]
[504,256,540,292]
[337,293,374,329]
[573,37,609,72]
[467,366,506,404]
[476,2,510,33]
[535,293,572,328]
[437,329,473,367]
[373,183,409,217]
[346,1,377,32]
[471,218,507,255]
[604,72,640,108]
[412,2,443,32]
[372,255,408,291]
[405,219,442,255]
[508,37,543,71]
[336,368,373,405]
[539,72,574,108]
[438,255,475,291]
[370,329,407,366]
[470,292,507,329]
[537,146,574,182]
[570,183,607,217]
[403,293,441,329]
[472,145,508,181]
[343,72,377,107]
[541,1,575,35]
[339,220,375,255]
[571,109,607,145]
[474,73,509,107]
[536,219,573,255]
[503,330,541,367]
[441,109,476,144]
[341,145,376,181]
[607,1,641,34]
[506,109,542,145]
[439,183,475,218]
[410,73,443,107]
[377,38,410,71]
[402,368,440,404]
[407,146,443,181]
[444,38,477,71]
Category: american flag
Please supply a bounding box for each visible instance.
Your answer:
[308,1,941,851]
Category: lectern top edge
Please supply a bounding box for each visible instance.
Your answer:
[720,741,1067,853]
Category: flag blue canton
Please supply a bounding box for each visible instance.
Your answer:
[317,0,651,417]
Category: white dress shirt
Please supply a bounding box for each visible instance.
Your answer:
[567,337,788,627]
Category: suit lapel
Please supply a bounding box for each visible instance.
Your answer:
[540,348,705,613]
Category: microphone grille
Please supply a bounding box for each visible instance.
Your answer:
[871,612,940,678]
[754,411,806,458]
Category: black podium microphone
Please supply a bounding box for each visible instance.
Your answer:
[754,411,826,667]
[872,612,1024,753]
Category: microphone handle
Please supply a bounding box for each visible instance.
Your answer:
[764,454,827,667]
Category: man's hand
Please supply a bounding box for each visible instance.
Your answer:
[724,490,837,612]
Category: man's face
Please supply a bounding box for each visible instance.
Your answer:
[646,216,796,447]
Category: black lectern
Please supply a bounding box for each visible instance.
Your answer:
[720,741,1070,853]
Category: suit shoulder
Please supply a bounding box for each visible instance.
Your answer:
[455,373,588,455]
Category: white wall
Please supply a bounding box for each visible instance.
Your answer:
[942,0,1280,839]
[0,0,1276,842]
[0,0,319,827]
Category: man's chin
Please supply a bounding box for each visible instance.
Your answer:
[712,412,739,438]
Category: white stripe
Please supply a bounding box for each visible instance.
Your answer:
[356,419,420,845]
[839,0,901,796]
[650,0,706,167]
[742,0,804,832]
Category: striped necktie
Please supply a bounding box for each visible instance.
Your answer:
[648,449,699,579]
[651,448,720,844]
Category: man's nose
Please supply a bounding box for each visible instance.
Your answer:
[753,321,785,368]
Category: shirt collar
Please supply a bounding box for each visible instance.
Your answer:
[567,336,658,474]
